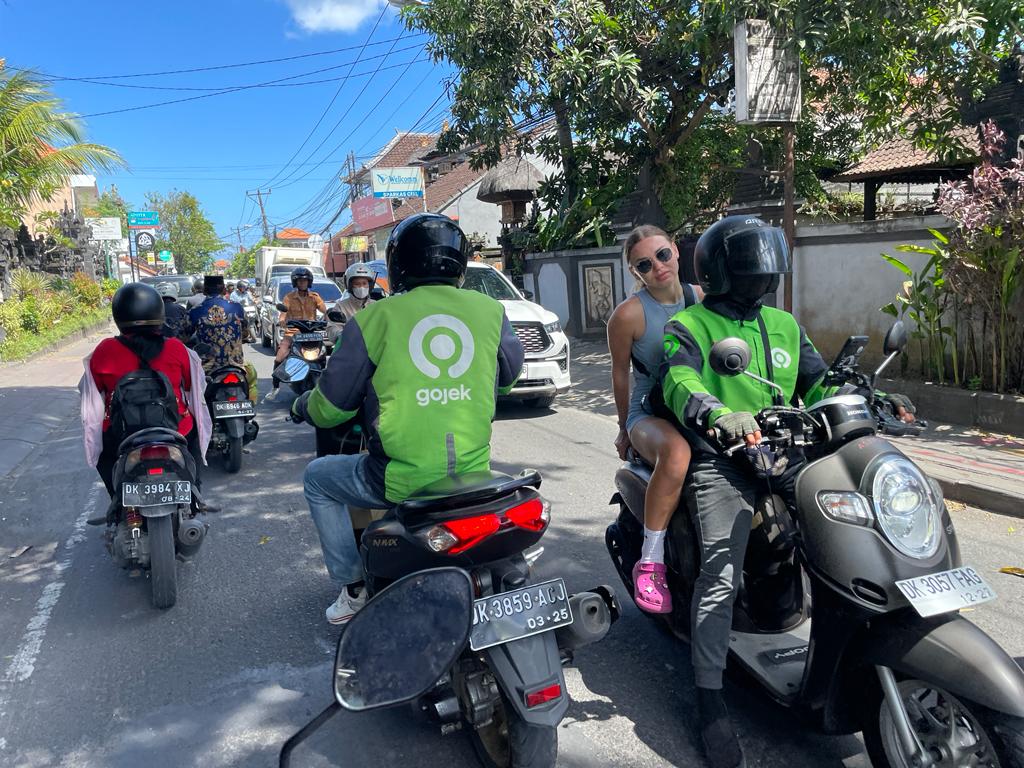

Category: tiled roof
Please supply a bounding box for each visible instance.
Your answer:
[833,126,979,182]
[275,227,311,240]
[355,132,437,181]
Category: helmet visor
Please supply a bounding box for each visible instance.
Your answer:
[724,227,791,276]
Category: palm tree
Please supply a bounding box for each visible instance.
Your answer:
[0,66,124,228]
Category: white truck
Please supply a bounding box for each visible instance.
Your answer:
[255,246,326,288]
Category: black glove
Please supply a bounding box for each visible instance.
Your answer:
[884,393,916,415]
[711,411,760,446]
[291,390,312,424]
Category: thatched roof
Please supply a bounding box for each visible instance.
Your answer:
[476,156,544,203]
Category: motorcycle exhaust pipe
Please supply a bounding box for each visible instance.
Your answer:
[176,517,208,559]
[555,585,620,653]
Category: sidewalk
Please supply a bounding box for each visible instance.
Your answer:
[565,339,1024,519]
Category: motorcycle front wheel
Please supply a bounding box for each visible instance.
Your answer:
[148,515,178,609]
[471,689,557,768]
[863,678,1024,768]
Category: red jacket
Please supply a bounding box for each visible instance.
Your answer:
[89,336,195,436]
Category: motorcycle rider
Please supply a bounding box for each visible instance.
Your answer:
[156,281,192,341]
[660,216,915,768]
[265,266,327,403]
[290,213,524,624]
[229,279,251,304]
[333,262,378,322]
[186,276,207,309]
[188,275,259,402]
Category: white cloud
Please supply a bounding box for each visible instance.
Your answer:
[284,0,386,34]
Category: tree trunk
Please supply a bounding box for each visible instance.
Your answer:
[550,96,579,217]
[636,159,668,229]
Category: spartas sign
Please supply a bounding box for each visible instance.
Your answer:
[371,166,425,199]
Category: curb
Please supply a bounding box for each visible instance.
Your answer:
[881,376,1024,439]
[934,477,1024,520]
[0,315,112,366]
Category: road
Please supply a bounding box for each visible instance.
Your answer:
[0,331,1021,768]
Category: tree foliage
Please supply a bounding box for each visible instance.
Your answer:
[0,67,123,229]
[145,190,225,275]
[404,0,1021,241]
[225,237,266,278]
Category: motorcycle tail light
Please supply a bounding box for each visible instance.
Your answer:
[426,513,501,554]
[125,445,185,473]
[140,446,170,461]
[525,683,562,708]
[221,373,242,384]
[147,467,164,475]
[228,396,238,402]
[505,499,550,532]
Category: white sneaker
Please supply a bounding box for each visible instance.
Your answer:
[326,585,366,625]
[263,389,282,403]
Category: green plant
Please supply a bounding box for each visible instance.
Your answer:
[9,268,53,299]
[70,271,102,305]
[967,375,982,391]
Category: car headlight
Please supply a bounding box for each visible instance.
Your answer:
[868,456,940,559]
[543,320,561,334]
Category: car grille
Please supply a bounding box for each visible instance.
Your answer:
[512,322,551,354]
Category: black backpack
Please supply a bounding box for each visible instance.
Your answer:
[108,341,182,437]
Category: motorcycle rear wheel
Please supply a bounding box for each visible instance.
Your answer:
[863,678,1024,768]
[225,436,243,473]
[471,689,557,768]
[148,515,178,609]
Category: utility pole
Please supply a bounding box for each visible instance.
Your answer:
[247,188,272,243]
[782,125,796,313]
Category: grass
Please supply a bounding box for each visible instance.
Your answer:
[0,305,111,362]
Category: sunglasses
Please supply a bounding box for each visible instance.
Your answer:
[633,247,673,275]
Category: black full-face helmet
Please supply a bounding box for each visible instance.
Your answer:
[112,282,165,334]
[291,266,314,289]
[694,215,791,303]
[385,213,469,293]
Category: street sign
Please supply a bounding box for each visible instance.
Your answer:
[734,20,801,125]
[127,210,160,228]
[158,250,173,262]
[136,231,156,251]
[371,167,425,198]
[339,236,369,252]
[306,234,325,253]
[85,217,123,241]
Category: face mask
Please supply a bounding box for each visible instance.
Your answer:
[730,275,774,306]
[352,285,370,300]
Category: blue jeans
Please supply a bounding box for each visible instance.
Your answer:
[303,453,388,585]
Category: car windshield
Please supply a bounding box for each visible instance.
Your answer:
[462,267,520,301]
[277,281,342,301]
[141,275,194,293]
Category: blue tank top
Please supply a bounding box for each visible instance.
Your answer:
[626,286,695,430]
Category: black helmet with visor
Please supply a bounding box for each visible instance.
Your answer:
[694,215,790,303]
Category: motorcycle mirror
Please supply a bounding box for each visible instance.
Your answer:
[326,309,345,323]
[333,567,473,712]
[275,302,288,313]
[709,338,753,377]
[883,321,908,355]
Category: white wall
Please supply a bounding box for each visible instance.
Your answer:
[438,179,502,248]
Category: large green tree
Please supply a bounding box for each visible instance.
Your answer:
[0,67,123,229]
[404,0,1021,236]
[145,190,225,274]
[225,237,266,278]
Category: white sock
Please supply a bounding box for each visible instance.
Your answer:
[640,526,667,564]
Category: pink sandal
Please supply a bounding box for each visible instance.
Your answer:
[632,561,673,614]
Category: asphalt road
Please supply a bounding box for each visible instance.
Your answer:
[0,337,1021,768]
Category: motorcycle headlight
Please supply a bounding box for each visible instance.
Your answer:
[868,455,941,559]
[300,346,322,361]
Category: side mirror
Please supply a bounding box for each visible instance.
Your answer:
[522,289,534,300]
[883,321,908,355]
[275,302,288,313]
[369,287,386,301]
[709,338,752,377]
[327,309,345,323]
[334,568,473,711]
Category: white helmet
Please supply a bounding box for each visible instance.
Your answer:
[343,262,376,290]
[155,281,178,299]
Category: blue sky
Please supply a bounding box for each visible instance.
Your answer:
[1,0,452,254]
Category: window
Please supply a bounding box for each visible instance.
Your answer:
[461,267,519,301]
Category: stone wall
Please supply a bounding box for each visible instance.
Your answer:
[0,215,100,299]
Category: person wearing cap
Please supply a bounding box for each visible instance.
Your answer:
[188,276,258,401]
[156,281,192,341]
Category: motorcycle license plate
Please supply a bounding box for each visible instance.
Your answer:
[213,400,255,418]
[469,578,573,651]
[122,480,191,508]
[895,566,996,617]
[293,331,326,343]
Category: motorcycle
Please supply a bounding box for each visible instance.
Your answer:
[238,294,258,343]
[604,321,1024,768]
[271,301,330,396]
[280,468,619,768]
[205,365,259,473]
[89,427,208,609]
[823,332,928,437]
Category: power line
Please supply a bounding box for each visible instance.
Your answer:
[8,33,427,81]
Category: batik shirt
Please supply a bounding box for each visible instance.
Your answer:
[188,296,246,373]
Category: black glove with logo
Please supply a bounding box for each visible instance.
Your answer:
[710,411,760,448]
[290,390,312,424]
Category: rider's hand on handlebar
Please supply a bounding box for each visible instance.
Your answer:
[884,393,917,423]
[710,411,762,449]
[290,391,311,424]
[614,427,631,461]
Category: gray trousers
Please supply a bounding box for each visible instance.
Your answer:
[685,454,764,690]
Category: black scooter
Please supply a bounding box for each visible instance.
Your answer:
[205,365,258,473]
[281,467,619,768]
[92,428,208,609]
[605,322,1024,767]
[271,301,330,396]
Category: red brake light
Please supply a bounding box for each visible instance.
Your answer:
[222,373,241,384]
[140,446,170,461]
[435,514,501,554]
[506,499,549,532]
[228,396,238,401]
[525,683,562,708]
[147,467,164,475]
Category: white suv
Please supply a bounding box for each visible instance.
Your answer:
[463,262,571,408]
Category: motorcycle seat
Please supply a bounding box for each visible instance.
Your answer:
[396,470,542,517]
[118,427,188,453]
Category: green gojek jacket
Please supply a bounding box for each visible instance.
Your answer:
[661,296,835,453]
[304,284,525,503]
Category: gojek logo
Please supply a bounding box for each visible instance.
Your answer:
[771,347,793,369]
[410,314,475,407]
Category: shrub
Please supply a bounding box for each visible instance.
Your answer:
[70,271,103,305]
